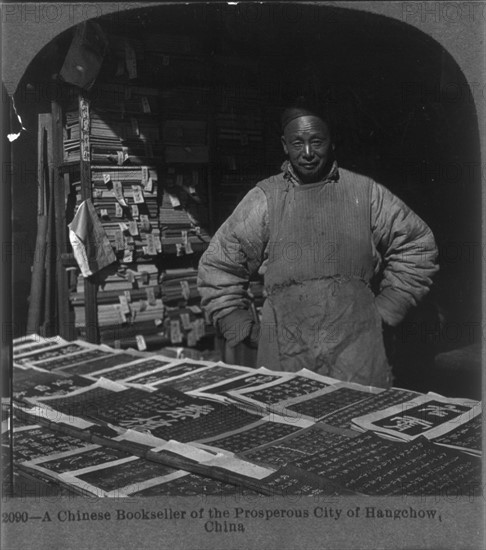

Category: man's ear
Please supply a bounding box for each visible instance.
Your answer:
[281,135,288,155]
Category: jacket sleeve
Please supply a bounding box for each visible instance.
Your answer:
[371,182,439,326]
[197,186,268,337]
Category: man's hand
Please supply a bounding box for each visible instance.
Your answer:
[217,309,256,348]
[245,322,260,349]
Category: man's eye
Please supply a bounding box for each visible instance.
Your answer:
[311,140,323,146]
[291,142,303,149]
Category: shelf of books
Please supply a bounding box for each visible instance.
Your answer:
[34,24,279,354]
[59,30,216,351]
[6,334,482,498]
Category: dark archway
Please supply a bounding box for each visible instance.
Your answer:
[10,2,481,394]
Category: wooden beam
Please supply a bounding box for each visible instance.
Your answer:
[79,93,99,343]
[51,101,75,340]
[26,115,50,334]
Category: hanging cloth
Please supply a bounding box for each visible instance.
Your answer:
[68,199,117,277]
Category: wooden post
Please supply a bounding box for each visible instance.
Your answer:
[51,101,76,340]
[79,93,99,343]
[42,179,56,336]
[26,115,50,334]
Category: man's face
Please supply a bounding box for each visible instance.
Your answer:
[281,116,332,184]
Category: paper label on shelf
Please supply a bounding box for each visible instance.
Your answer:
[131,205,139,218]
[115,203,123,218]
[167,193,181,208]
[175,243,184,257]
[103,173,111,185]
[79,98,90,162]
[119,295,131,315]
[144,177,153,193]
[182,231,194,255]
[132,185,145,204]
[128,221,139,236]
[136,335,147,351]
[127,270,135,284]
[100,209,109,219]
[114,304,127,325]
[113,181,127,206]
[139,299,148,312]
[187,305,202,314]
[141,96,151,113]
[154,235,162,253]
[124,290,132,304]
[186,240,194,255]
[139,215,150,232]
[114,230,125,251]
[118,222,129,233]
[170,320,183,344]
[180,313,191,330]
[92,188,102,198]
[154,318,163,326]
[141,166,149,186]
[146,287,156,306]
[180,280,191,301]
[146,233,157,255]
[122,248,133,263]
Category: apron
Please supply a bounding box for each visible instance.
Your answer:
[256,171,391,388]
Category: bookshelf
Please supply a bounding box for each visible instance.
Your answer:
[41,24,278,357]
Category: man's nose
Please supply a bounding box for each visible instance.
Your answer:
[303,143,313,158]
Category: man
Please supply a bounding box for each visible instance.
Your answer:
[197,101,438,387]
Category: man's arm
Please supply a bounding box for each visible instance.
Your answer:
[371,182,439,326]
[197,186,268,345]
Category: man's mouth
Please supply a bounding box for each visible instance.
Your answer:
[300,163,318,170]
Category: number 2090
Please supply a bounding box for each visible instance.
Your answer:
[2,512,28,523]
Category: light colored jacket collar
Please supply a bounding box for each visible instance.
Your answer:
[281,159,339,186]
